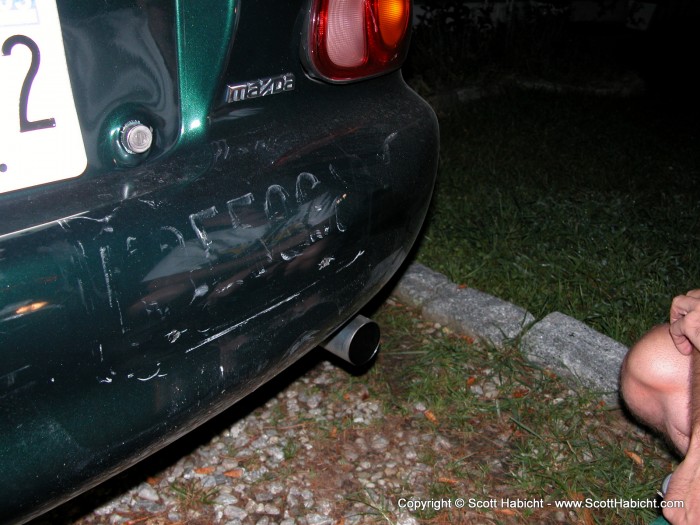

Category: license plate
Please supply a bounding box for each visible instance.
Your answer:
[1,0,87,194]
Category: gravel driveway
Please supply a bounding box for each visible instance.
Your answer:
[32,330,458,525]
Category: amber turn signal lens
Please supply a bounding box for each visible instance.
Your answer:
[377,0,409,48]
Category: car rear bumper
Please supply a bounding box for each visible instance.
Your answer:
[0,72,439,524]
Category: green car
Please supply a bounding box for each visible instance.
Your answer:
[0,0,438,522]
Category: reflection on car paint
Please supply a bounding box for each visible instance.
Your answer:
[380,131,399,164]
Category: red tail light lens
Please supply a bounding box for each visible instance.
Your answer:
[304,0,412,83]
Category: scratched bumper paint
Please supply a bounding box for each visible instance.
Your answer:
[0,75,439,522]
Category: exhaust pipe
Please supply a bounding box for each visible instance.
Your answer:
[321,315,380,366]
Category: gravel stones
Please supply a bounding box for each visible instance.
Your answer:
[53,360,456,525]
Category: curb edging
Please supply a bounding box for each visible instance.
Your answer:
[390,262,628,406]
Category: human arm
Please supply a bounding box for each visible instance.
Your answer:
[663,291,700,524]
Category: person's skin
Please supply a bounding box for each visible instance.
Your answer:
[621,290,700,524]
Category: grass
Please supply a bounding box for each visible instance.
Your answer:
[415,88,700,346]
[367,302,673,525]
[169,479,219,522]
[347,489,397,524]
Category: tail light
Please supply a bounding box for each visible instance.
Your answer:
[303,0,412,83]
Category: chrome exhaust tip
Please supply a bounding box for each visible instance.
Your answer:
[321,315,380,366]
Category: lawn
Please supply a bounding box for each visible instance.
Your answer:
[372,302,673,525]
[414,87,700,347]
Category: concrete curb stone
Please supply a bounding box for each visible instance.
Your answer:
[521,312,628,404]
[389,263,533,345]
[422,289,534,347]
[390,262,629,405]
[390,263,460,306]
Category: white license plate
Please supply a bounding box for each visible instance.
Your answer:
[1,0,87,194]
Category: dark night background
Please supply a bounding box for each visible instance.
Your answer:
[405,0,700,113]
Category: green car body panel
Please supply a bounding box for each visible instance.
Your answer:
[0,1,439,523]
